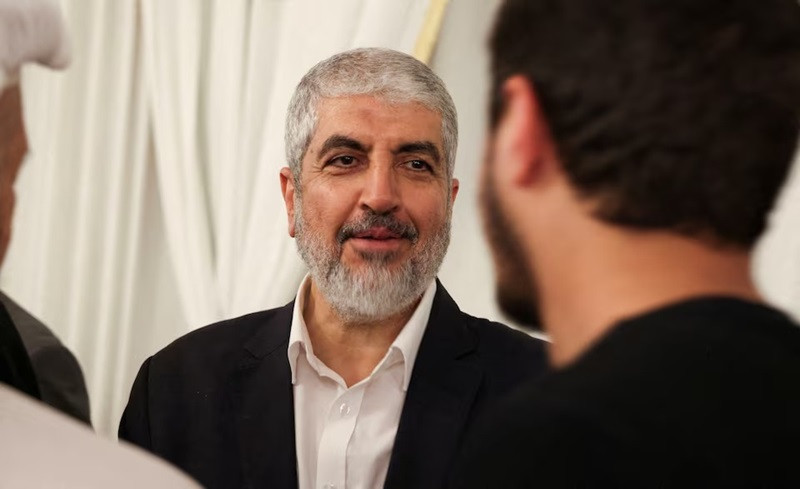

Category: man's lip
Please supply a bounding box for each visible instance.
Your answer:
[352,227,402,240]
[348,235,406,253]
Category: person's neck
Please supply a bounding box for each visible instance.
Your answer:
[302,279,419,387]
[534,229,760,368]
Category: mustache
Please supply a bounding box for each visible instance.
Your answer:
[337,211,419,244]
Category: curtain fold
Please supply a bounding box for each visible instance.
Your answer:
[141,0,220,327]
[4,0,154,435]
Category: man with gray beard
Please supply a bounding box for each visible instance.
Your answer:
[120,48,548,489]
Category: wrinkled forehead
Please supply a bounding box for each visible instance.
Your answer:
[308,94,444,152]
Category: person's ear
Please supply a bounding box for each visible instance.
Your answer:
[279,167,297,237]
[492,75,557,189]
[449,178,460,206]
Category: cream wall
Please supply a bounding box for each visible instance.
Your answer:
[431,0,512,327]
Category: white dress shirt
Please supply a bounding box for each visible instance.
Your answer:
[288,275,437,489]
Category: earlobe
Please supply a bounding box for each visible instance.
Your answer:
[279,167,297,237]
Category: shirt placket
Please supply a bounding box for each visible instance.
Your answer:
[315,383,367,489]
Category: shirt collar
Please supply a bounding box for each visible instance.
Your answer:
[287,274,437,392]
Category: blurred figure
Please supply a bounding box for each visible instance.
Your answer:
[0,0,200,486]
[0,0,90,425]
[120,48,548,489]
[1,290,91,422]
[453,0,800,487]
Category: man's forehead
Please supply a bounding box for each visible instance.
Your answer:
[317,93,433,110]
[310,94,443,150]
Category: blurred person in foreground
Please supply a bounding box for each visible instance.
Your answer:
[0,0,200,486]
[119,48,549,489]
[452,0,800,487]
[0,0,90,425]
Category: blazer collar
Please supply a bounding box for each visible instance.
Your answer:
[231,281,483,489]
[384,280,483,489]
[242,300,295,361]
[233,301,298,489]
[287,276,438,391]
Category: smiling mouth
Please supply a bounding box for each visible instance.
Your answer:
[352,227,403,241]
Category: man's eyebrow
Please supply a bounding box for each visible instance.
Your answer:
[394,141,441,164]
[318,135,368,158]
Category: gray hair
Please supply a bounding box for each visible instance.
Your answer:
[285,48,458,185]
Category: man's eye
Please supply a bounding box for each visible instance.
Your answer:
[329,156,356,167]
[406,160,432,172]
[325,155,358,169]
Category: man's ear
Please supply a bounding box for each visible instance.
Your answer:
[450,178,460,206]
[279,167,297,237]
[493,75,556,189]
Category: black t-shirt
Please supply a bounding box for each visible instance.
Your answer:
[452,297,800,488]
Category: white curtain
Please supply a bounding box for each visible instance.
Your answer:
[1,0,437,437]
[5,0,799,442]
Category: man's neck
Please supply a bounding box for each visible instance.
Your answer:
[302,280,420,387]
[536,230,760,368]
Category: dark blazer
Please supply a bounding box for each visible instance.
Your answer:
[0,299,40,399]
[120,282,548,489]
[0,291,92,425]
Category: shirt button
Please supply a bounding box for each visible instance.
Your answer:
[339,402,351,417]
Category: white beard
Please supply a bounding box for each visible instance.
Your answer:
[294,198,451,324]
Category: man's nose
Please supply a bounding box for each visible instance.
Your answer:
[360,162,400,215]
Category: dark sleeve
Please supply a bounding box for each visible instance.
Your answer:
[0,294,90,423]
[119,356,154,450]
[29,342,92,426]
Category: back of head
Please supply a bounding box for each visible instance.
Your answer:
[285,48,458,183]
[490,0,800,248]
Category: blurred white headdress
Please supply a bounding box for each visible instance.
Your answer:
[0,0,70,90]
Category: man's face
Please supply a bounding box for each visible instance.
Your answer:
[480,136,541,330]
[284,95,458,322]
[0,86,28,267]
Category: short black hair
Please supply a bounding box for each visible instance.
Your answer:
[490,0,800,247]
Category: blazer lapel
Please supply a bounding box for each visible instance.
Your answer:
[384,282,483,489]
[231,302,299,489]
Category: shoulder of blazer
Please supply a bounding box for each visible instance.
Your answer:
[148,301,295,373]
[428,281,548,364]
[0,291,62,354]
[465,312,549,365]
[0,291,91,424]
